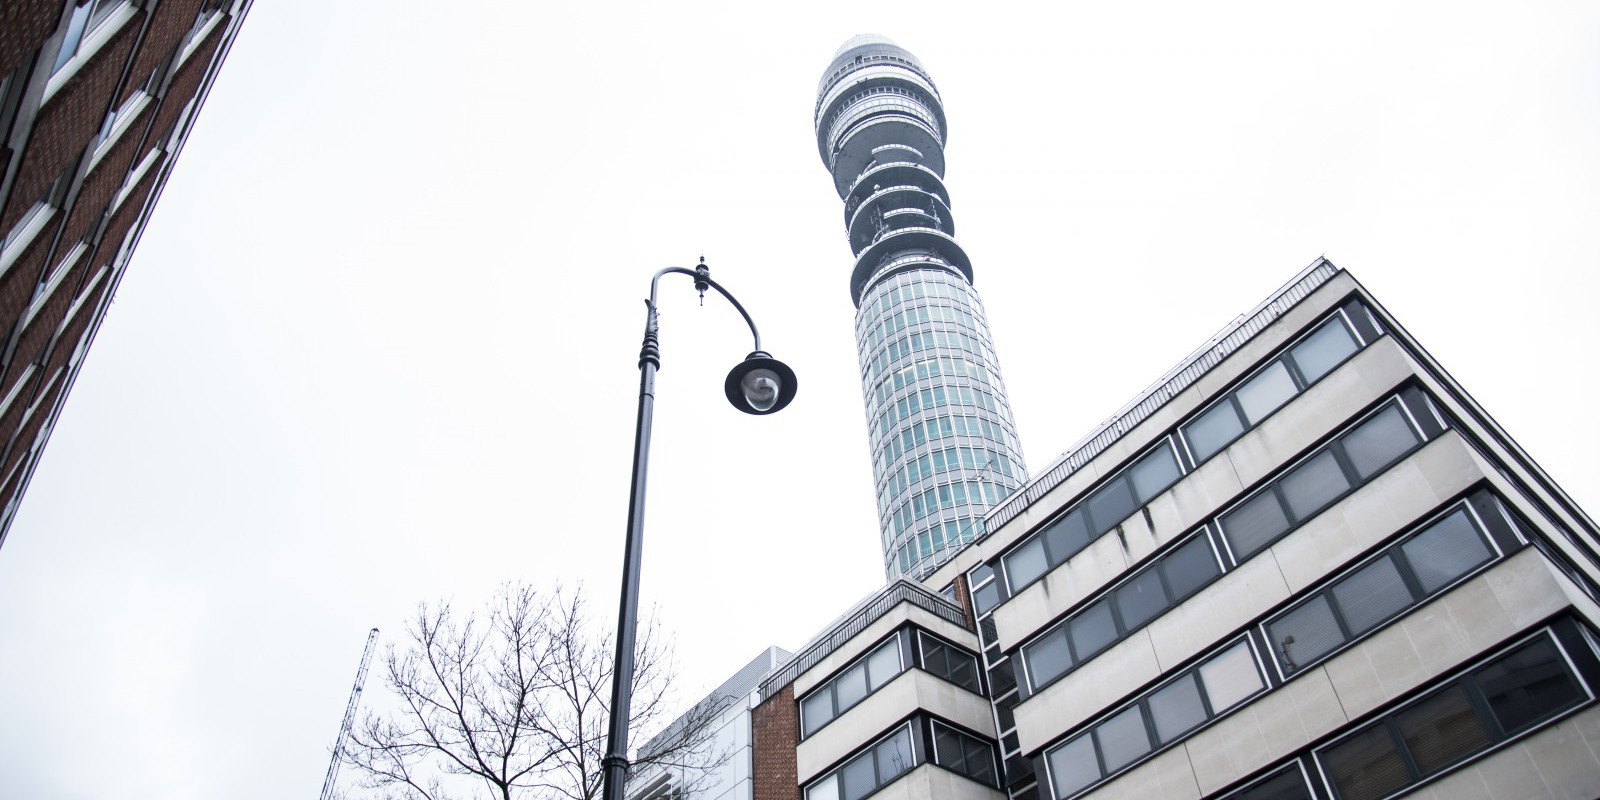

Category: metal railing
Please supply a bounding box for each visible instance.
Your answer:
[759,579,965,701]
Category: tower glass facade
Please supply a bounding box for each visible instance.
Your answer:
[815,35,1027,580]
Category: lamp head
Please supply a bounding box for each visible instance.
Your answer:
[724,351,797,415]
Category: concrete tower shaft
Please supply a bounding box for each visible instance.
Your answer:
[816,36,1027,580]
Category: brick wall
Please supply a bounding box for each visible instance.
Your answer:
[751,686,801,800]
[122,0,205,103]
[0,16,140,233]
[0,0,61,78]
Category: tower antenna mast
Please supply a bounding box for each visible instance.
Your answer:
[318,627,379,800]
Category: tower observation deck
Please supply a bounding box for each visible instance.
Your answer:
[815,35,1027,580]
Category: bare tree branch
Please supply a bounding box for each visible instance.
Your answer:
[342,583,726,800]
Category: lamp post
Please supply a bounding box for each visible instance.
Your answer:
[601,259,796,800]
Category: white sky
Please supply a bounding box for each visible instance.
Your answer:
[0,2,1596,798]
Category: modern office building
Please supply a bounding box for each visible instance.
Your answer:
[749,257,1600,800]
[626,647,792,800]
[0,0,253,547]
[627,34,1600,800]
[814,34,1028,581]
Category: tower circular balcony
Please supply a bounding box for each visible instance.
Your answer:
[849,229,973,306]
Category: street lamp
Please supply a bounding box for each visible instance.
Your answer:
[601,259,796,800]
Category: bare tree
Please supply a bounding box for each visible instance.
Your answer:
[342,584,724,800]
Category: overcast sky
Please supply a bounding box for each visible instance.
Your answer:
[0,2,1596,798]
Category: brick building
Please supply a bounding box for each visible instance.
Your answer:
[0,0,252,546]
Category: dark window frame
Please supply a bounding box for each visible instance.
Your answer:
[1263,497,1507,680]
[1312,626,1597,800]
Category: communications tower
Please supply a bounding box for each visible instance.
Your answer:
[815,35,1027,579]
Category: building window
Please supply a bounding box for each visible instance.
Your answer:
[1316,630,1591,800]
[1219,389,1442,562]
[1181,314,1362,464]
[801,629,984,739]
[1266,502,1500,676]
[806,724,917,800]
[1019,387,1449,696]
[918,631,981,694]
[1,167,74,272]
[1020,530,1222,693]
[801,637,904,738]
[1044,638,1267,800]
[50,0,126,75]
[930,720,997,786]
[1214,765,1314,800]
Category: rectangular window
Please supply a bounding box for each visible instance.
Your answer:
[1265,502,1499,677]
[1316,633,1589,800]
[1220,393,1436,561]
[1044,638,1268,799]
[800,635,906,738]
[931,720,998,786]
[1214,766,1313,800]
[1022,529,1223,693]
[807,723,924,800]
[918,631,982,694]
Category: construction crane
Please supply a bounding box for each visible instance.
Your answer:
[319,627,379,800]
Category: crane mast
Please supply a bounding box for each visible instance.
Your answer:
[319,627,379,800]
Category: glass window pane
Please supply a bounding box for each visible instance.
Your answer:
[807,773,840,800]
[1046,735,1100,800]
[962,736,996,784]
[1025,628,1074,688]
[1005,537,1049,591]
[874,728,915,783]
[1185,400,1245,463]
[1321,725,1410,800]
[1044,509,1092,563]
[1198,641,1264,713]
[1148,673,1207,743]
[933,724,962,769]
[1226,767,1313,800]
[1395,685,1491,775]
[840,752,876,800]
[948,653,980,693]
[1161,535,1221,600]
[1279,451,1351,521]
[1115,568,1169,631]
[1070,600,1118,662]
[1475,638,1585,735]
[834,663,869,711]
[1129,445,1182,502]
[866,639,903,689]
[1289,317,1359,383]
[1095,705,1152,773]
[1236,362,1299,424]
[1331,556,1414,635]
[1087,478,1137,535]
[801,690,834,736]
[1221,492,1292,559]
[1401,510,1493,594]
[1341,405,1420,481]
[1268,595,1345,674]
[973,581,1000,616]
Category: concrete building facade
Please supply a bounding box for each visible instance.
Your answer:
[0,0,253,547]
[747,259,1600,800]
